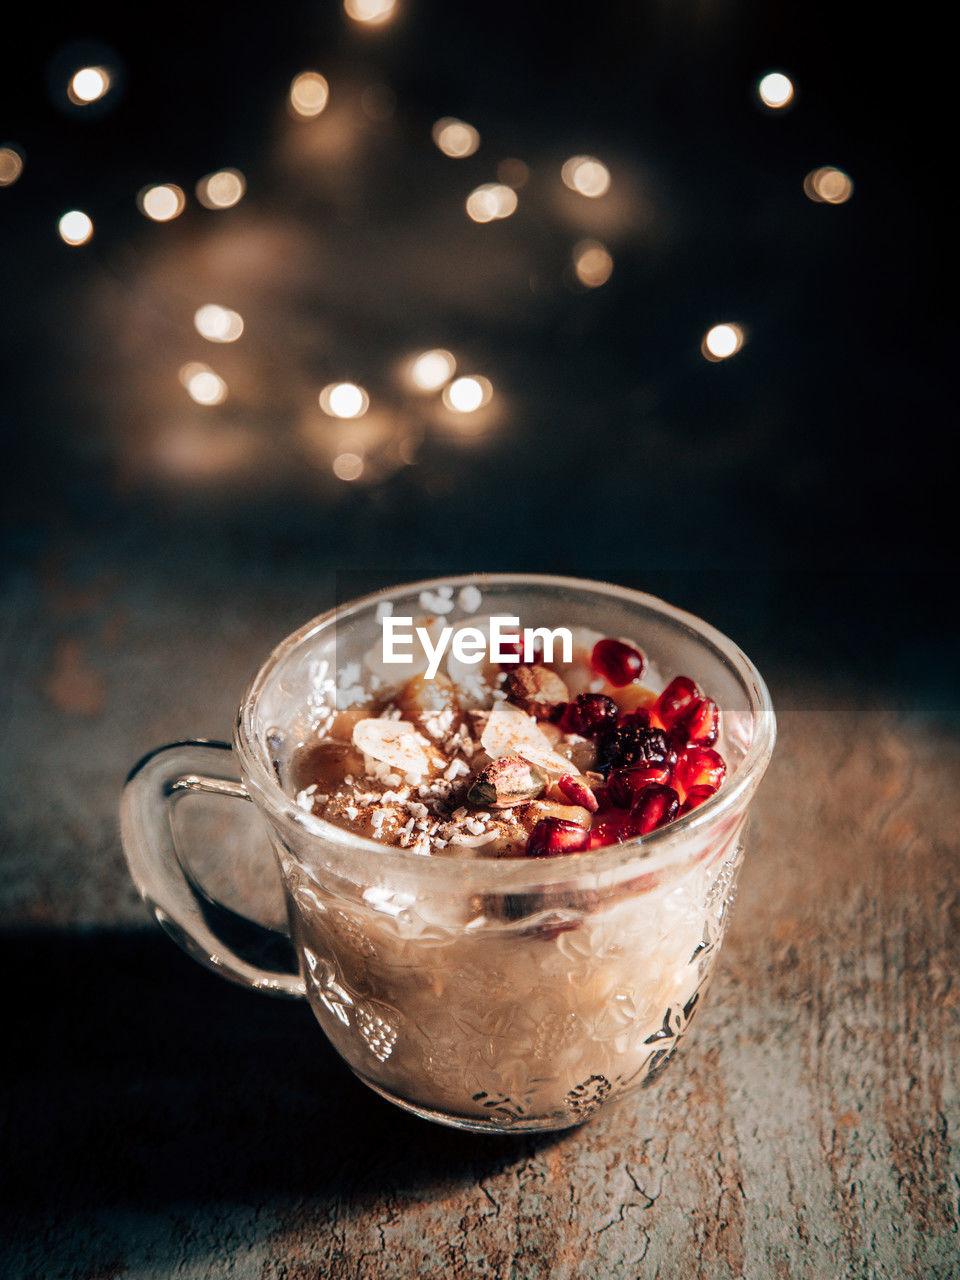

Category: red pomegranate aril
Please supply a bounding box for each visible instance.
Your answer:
[680,785,715,814]
[675,745,726,794]
[557,774,599,812]
[655,676,701,731]
[525,817,589,857]
[591,638,645,687]
[631,783,680,834]
[678,696,720,746]
[586,813,640,849]
[558,692,620,737]
[606,763,672,809]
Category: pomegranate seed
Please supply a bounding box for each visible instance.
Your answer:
[630,784,680,834]
[655,676,701,731]
[595,724,676,776]
[680,785,715,814]
[675,746,726,794]
[677,697,720,747]
[591,638,645,687]
[525,818,589,857]
[586,813,640,849]
[557,774,599,812]
[606,763,672,809]
[558,692,619,737]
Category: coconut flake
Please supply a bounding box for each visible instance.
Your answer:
[352,718,438,781]
[480,700,574,776]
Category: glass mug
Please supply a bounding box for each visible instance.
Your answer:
[120,575,776,1133]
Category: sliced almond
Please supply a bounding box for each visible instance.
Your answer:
[480,700,573,777]
[352,718,443,782]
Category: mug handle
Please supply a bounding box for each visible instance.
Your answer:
[120,740,306,998]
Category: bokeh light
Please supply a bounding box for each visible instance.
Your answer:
[757,72,794,109]
[702,324,744,361]
[179,362,228,405]
[409,349,456,391]
[443,375,493,413]
[561,155,611,198]
[344,0,396,24]
[332,451,365,481]
[319,382,370,418]
[0,146,24,187]
[196,168,246,210]
[194,304,244,343]
[57,210,93,245]
[573,240,613,288]
[138,183,186,222]
[68,66,111,104]
[432,118,480,158]
[497,158,529,189]
[290,72,329,118]
[803,166,854,204]
[465,183,517,223]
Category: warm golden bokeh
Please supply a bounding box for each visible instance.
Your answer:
[196,169,246,210]
[138,184,186,222]
[58,210,94,245]
[701,323,744,361]
[290,72,330,118]
[803,166,854,204]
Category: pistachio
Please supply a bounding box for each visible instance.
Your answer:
[467,755,546,808]
[503,664,569,718]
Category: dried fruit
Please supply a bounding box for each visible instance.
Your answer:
[525,817,589,857]
[675,746,726,795]
[467,755,546,808]
[557,693,619,738]
[591,638,645,686]
[557,774,599,812]
[655,676,701,731]
[595,724,675,776]
[606,763,673,809]
[630,784,680,834]
[503,664,569,718]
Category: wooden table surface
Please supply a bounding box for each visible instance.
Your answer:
[2,545,958,1280]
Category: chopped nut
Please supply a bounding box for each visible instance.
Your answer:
[503,664,569,718]
[467,755,547,808]
[480,700,573,776]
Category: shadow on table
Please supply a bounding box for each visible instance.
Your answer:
[0,927,562,1222]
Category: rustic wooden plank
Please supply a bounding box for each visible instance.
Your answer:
[2,547,959,1279]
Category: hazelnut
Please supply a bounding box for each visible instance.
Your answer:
[503,665,569,718]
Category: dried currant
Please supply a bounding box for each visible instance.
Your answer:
[557,693,620,738]
[595,723,676,776]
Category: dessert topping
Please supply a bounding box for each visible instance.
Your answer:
[467,756,547,808]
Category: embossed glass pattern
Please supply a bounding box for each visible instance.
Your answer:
[121,575,775,1132]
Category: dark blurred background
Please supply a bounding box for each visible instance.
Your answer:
[2,0,954,710]
[1,5,957,1273]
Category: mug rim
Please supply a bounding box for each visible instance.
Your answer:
[234,572,776,877]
